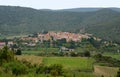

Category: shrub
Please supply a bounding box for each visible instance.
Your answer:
[0,46,14,65]
[16,49,22,55]
[36,64,49,74]
[49,64,63,76]
[83,51,91,57]
[70,52,77,57]
[3,61,28,76]
[36,64,64,76]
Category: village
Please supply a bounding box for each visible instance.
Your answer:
[21,31,89,42]
[0,31,90,48]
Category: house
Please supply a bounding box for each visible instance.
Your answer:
[8,41,14,46]
[0,42,6,49]
[60,47,74,52]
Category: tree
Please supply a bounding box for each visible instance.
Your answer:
[83,51,91,57]
[0,46,14,65]
[87,37,101,48]
[16,49,22,55]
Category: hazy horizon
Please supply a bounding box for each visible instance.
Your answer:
[0,0,120,10]
[0,5,120,10]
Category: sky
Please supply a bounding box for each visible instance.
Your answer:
[0,0,120,10]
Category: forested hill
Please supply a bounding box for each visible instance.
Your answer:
[0,6,120,43]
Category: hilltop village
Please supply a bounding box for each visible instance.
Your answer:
[22,31,90,43]
[0,31,90,48]
[1,31,118,52]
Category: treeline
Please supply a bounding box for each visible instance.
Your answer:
[93,54,120,67]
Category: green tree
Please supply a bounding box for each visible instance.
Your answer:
[4,61,28,76]
[0,46,14,65]
[16,49,22,55]
[83,51,91,57]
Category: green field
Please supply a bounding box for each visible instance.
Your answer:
[103,53,120,60]
[41,57,119,77]
[16,56,95,77]
[43,57,94,71]
[42,57,95,77]
[22,48,59,55]
[14,55,119,77]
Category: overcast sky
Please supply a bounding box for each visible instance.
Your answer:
[0,0,120,9]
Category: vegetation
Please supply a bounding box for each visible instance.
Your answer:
[0,46,119,77]
[0,6,120,77]
[117,68,120,77]
[93,54,120,67]
[43,57,94,72]
[0,46,14,65]
[94,65,119,77]
[0,6,120,42]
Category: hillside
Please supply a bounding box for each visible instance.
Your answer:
[0,6,120,42]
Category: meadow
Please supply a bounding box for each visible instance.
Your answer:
[43,57,94,70]
[16,55,95,77]
[15,55,119,77]
[103,52,120,60]
[22,48,59,55]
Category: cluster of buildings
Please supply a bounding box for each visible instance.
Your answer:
[38,31,89,42]
[22,31,89,43]
[0,31,90,48]
[0,41,14,49]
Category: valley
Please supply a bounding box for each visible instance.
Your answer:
[0,6,120,77]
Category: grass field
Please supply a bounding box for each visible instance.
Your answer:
[15,55,43,65]
[22,48,59,55]
[103,53,120,60]
[43,57,94,71]
[43,57,95,77]
[15,55,119,77]
[16,56,94,71]
[22,51,43,55]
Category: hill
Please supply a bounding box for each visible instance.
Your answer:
[0,6,120,42]
[60,7,120,12]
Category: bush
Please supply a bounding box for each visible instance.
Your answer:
[70,52,77,57]
[0,46,14,65]
[36,64,49,74]
[3,61,28,75]
[49,64,63,76]
[83,51,91,57]
[36,64,64,76]
[16,49,22,55]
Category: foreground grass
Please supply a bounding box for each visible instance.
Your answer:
[42,57,95,77]
[15,55,119,77]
